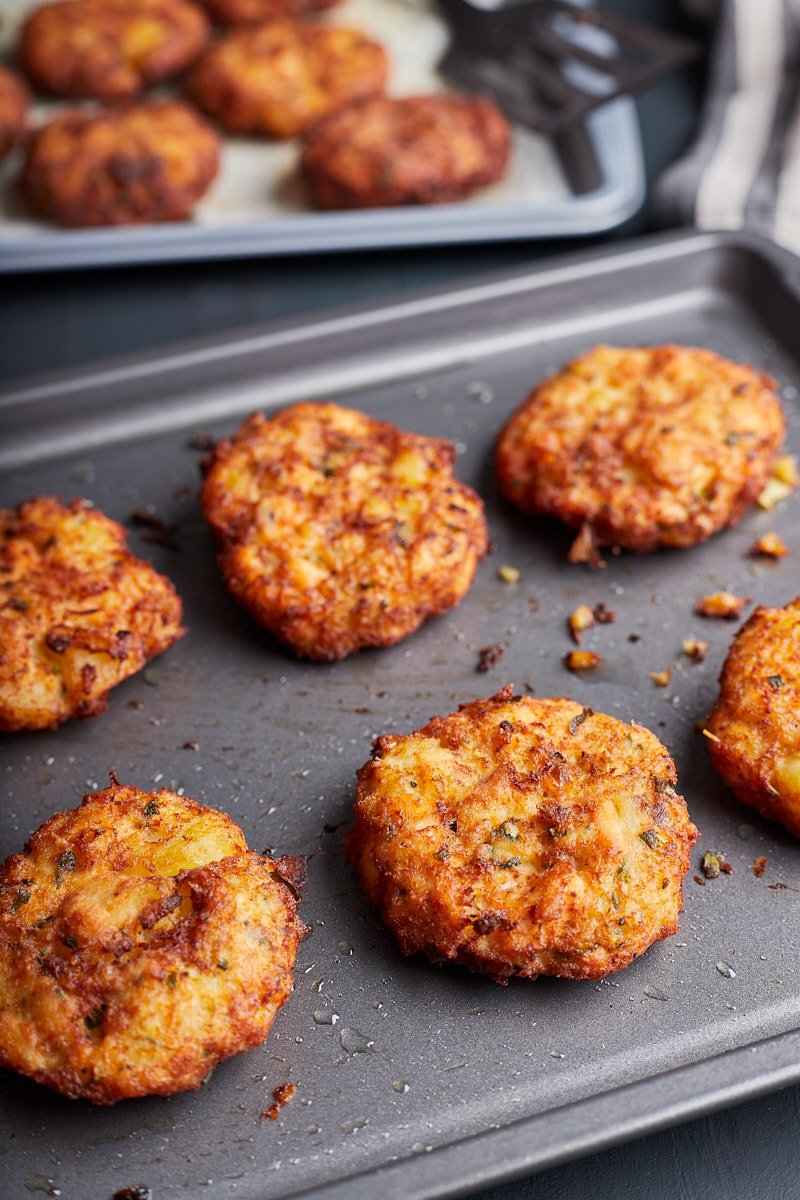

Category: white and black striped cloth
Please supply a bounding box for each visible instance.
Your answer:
[656,0,800,252]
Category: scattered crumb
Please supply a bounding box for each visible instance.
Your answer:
[497,564,521,584]
[693,874,705,886]
[650,669,672,688]
[567,523,605,569]
[695,591,750,619]
[188,431,217,451]
[593,602,616,625]
[701,850,733,879]
[567,601,616,644]
[564,649,602,672]
[127,699,143,710]
[527,596,540,614]
[628,633,641,644]
[682,639,708,663]
[128,507,181,553]
[182,740,199,751]
[701,728,721,744]
[749,532,788,558]
[261,1081,297,1122]
[568,604,595,644]
[752,856,768,877]
[477,642,508,673]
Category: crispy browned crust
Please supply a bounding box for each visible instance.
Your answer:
[300,94,511,209]
[0,784,305,1103]
[706,597,800,837]
[495,345,787,554]
[0,496,185,730]
[20,0,209,99]
[200,403,488,661]
[0,66,29,161]
[185,20,388,138]
[21,100,220,227]
[346,687,697,981]
[201,0,340,26]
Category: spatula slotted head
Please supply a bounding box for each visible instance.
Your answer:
[438,0,697,134]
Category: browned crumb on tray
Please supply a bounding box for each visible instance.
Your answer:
[564,649,602,672]
[695,592,751,619]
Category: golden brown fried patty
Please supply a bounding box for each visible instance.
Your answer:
[20,0,209,99]
[0,66,28,161]
[200,403,488,661]
[495,345,787,556]
[185,20,388,138]
[706,597,800,837]
[0,497,184,730]
[201,0,339,26]
[21,100,220,226]
[347,687,697,981]
[301,93,511,209]
[0,784,304,1103]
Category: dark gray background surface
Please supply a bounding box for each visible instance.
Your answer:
[3,3,800,1199]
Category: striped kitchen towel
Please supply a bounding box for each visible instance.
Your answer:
[655,0,800,253]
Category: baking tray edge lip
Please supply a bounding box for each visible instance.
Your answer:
[0,98,644,273]
[274,1026,800,1200]
[2,227,797,408]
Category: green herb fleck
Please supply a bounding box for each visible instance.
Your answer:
[640,829,660,850]
[217,960,229,970]
[496,821,519,841]
[143,799,159,818]
[10,597,29,612]
[568,707,593,735]
[166,972,177,989]
[11,887,31,913]
[55,849,76,887]
[768,675,784,690]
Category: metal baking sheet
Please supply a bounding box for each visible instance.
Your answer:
[2,229,800,1200]
[0,0,644,271]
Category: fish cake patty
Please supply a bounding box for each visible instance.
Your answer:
[20,0,210,99]
[201,0,340,27]
[0,66,28,161]
[21,100,220,226]
[200,403,488,661]
[495,345,787,555]
[300,94,511,209]
[346,687,697,981]
[706,597,800,837]
[0,784,304,1103]
[0,496,184,730]
[185,20,388,138]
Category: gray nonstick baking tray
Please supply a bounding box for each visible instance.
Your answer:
[0,0,644,273]
[2,229,800,1200]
